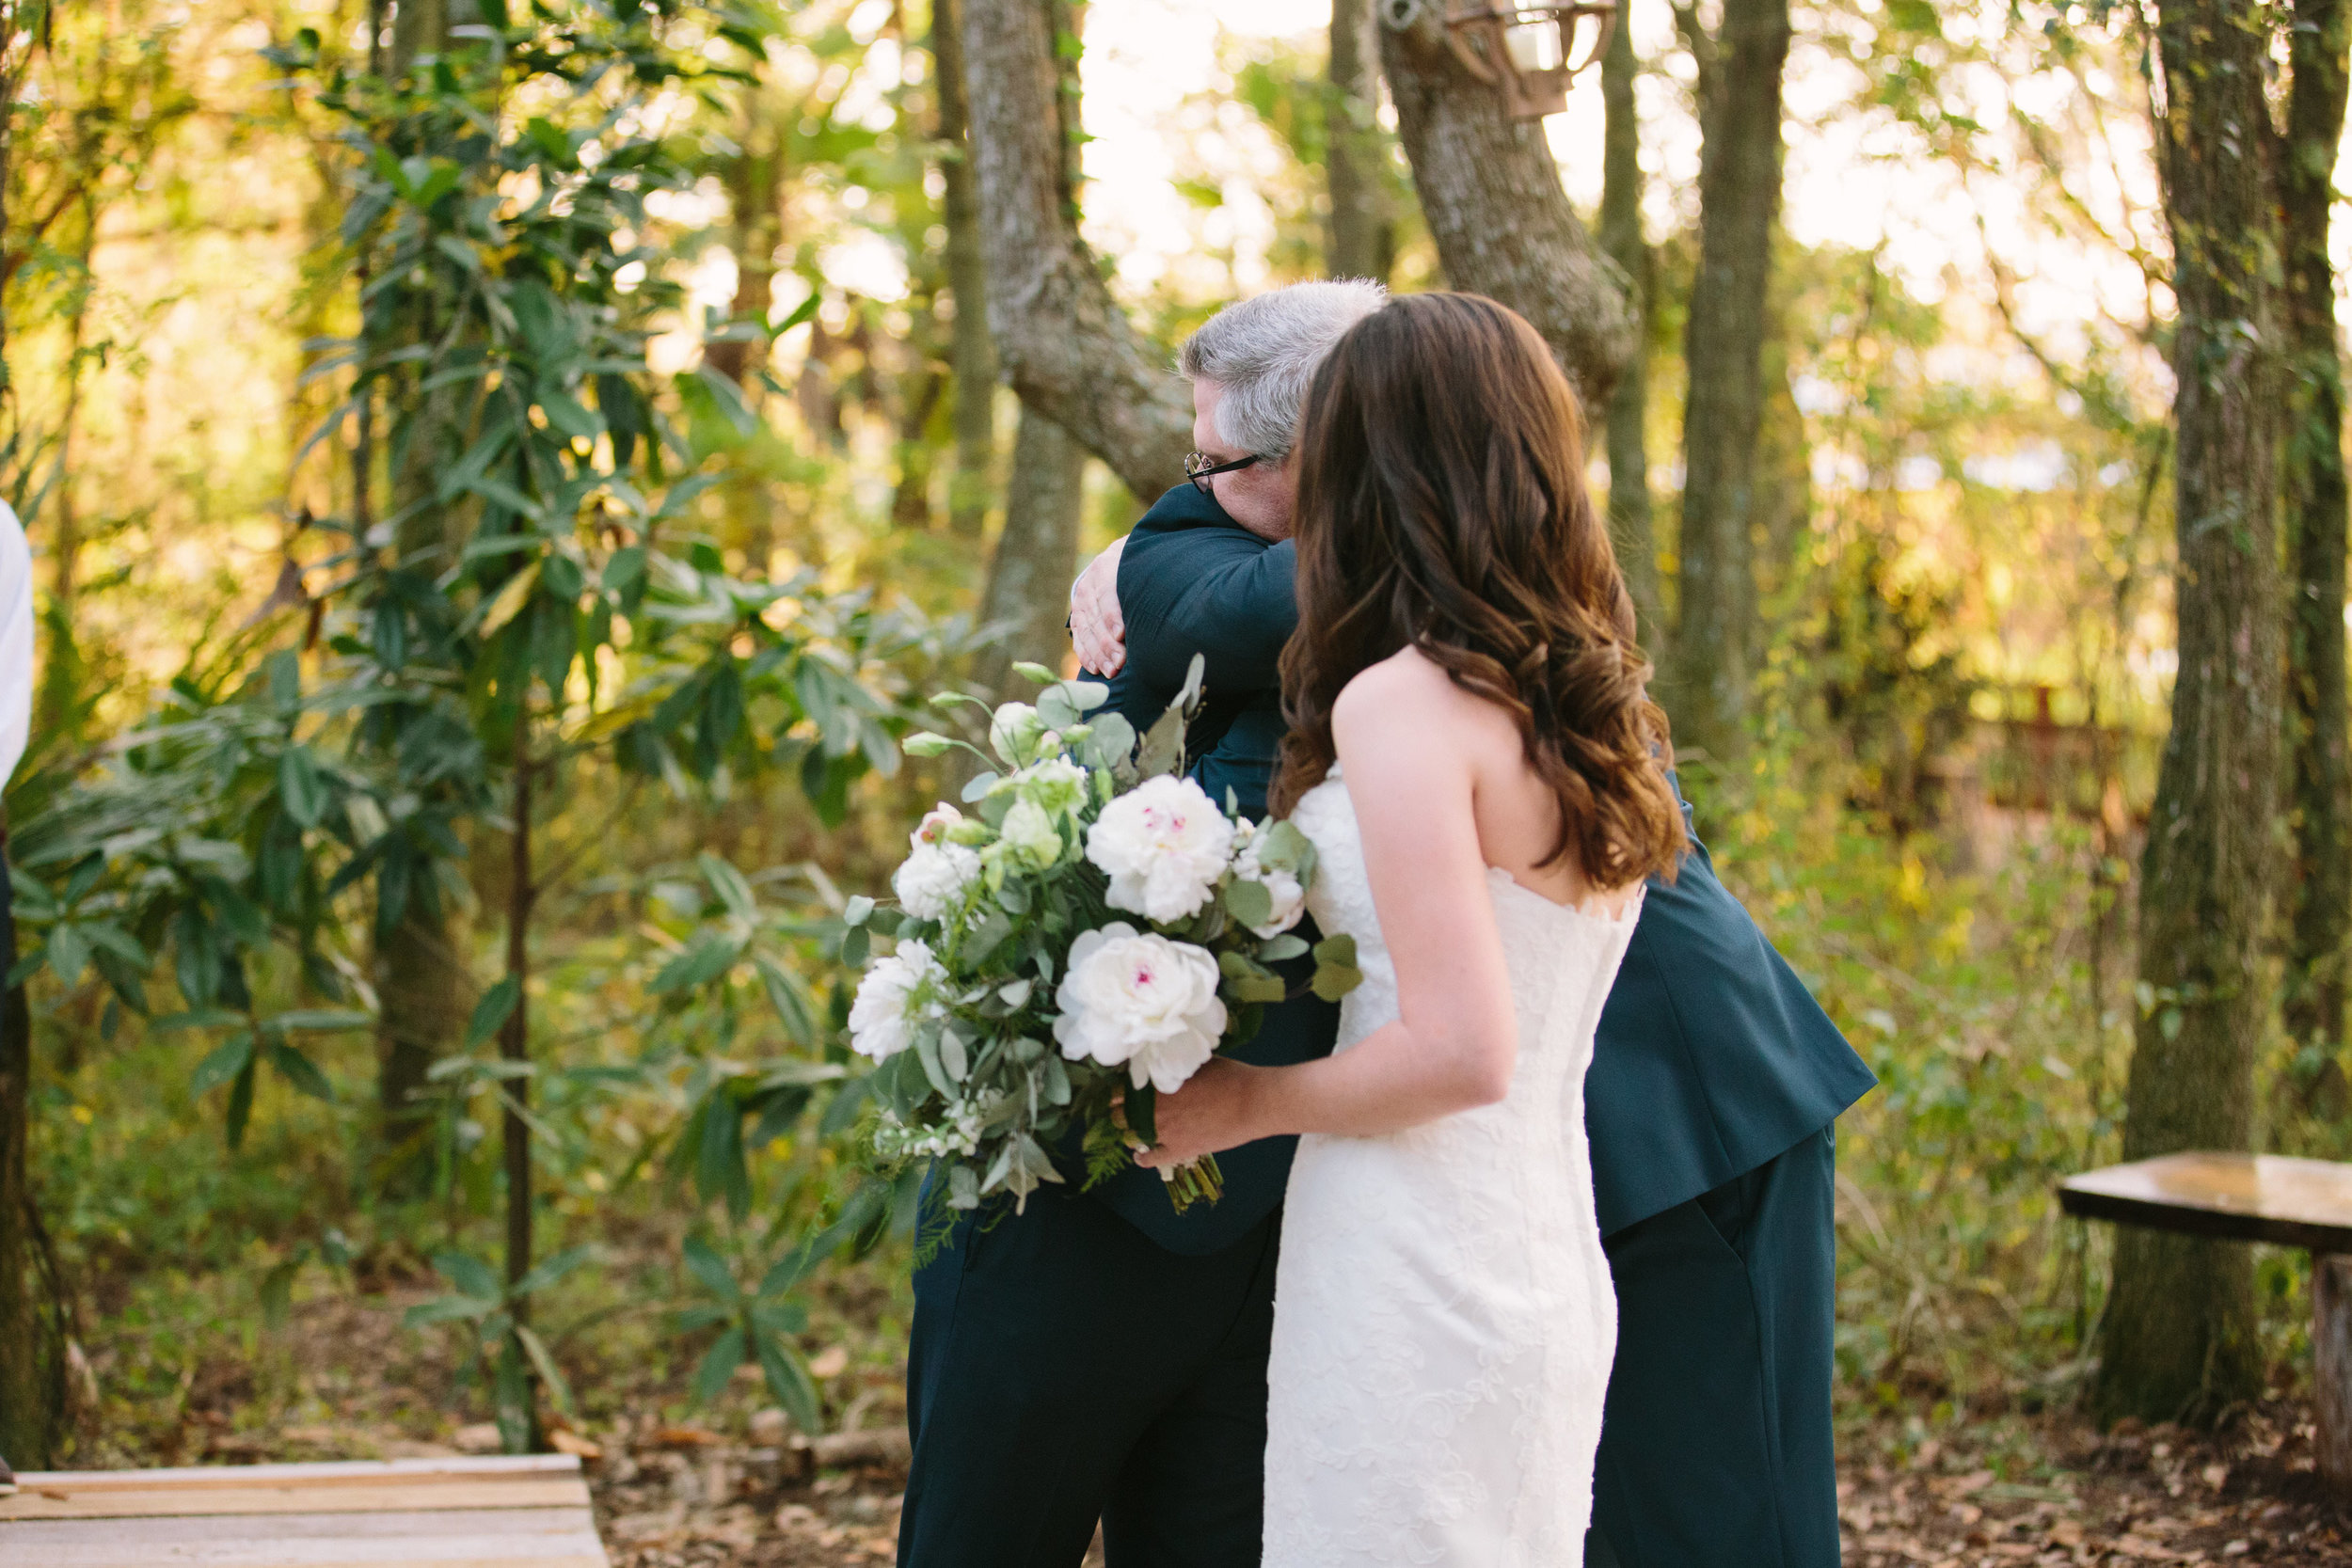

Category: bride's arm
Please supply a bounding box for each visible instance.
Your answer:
[1140,657,1519,1164]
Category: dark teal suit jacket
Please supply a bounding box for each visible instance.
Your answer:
[1094,483,1876,1247]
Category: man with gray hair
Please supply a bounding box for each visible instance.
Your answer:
[896,280,1381,1568]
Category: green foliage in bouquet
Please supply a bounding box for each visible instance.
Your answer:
[844,658,1359,1224]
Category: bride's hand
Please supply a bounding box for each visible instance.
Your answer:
[1133,1058,1269,1167]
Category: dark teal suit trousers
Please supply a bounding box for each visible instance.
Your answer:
[1590,1129,1842,1567]
[898,1183,1281,1568]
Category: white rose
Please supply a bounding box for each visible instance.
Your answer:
[1085,775,1236,925]
[1051,923,1229,1092]
[987,796,1068,876]
[1009,756,1089,818]
[893,805,982,920]
[1230,822,1307,937]
[849,939,948,1062]
[989,703,1047,766]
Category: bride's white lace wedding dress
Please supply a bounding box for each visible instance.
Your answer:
[1264,768,1642,1565]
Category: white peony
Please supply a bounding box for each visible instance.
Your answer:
[1229,822,1307,937]
[849,939,948,1061]
[893,805,982,920]
[1052,924,1229,1092]
[1085,775,1236,924]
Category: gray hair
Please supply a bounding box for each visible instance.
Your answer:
[1177,279,1389,460]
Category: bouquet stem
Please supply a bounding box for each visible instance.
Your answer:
[1160,1152,1225,1212]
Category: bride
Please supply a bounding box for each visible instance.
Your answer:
[1138,291,1685,1561]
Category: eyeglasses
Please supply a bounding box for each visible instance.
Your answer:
[1184,451,1263,494]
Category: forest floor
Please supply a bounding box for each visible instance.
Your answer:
[41,1260,2352,1566]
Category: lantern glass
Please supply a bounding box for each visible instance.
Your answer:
[1503,19,1563,71]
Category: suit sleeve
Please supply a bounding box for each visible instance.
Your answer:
[1120,535,1298,697]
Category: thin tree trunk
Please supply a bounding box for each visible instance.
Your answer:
[1597,15,1661,657]
[0,837,47,1467]
[0,0,56,1473]
[934,0,997,538]
[961,0,1191,499]
[2282,0,2351,1075]
[974,407,1089,698]
[1669,0,1790,764]
[1377,10,1636,413]
[1325,0,1393,282]
[2096,0,2283,1427]
[501,717,540,1451]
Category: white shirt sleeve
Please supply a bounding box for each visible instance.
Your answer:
[0,502,33,789]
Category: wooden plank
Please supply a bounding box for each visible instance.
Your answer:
[8,1457,580,1493]
[0,1480,587,1522]
[0,1507,609,1568]
[2058,1151,2352,1253]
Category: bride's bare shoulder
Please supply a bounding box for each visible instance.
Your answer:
[1331,647,1515,760]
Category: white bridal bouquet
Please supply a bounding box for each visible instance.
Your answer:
[842,658,1360,1213]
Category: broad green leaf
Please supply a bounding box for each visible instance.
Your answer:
[514,1323,577,1418]
[225,1061,257,1150]
[266,1041,334,1101]
[477,560,543,640]
[433,1250,504,1304]
[755,1329,822,1436]
[513,1243,597,1300]
[681,1236,741,1303]
[699,852,758,923]
[404,1293,496,1328]
[191,1032,258,1097]
[537,389,604,442]
[1223,878,1275,931]
[755,958,818,1045]
[692,1324,747,1405]
[466,976,522,1051]
[268,1008,373,1033]
[651,930,744,994]
[278,744,329,829]
[155,1008,246,1034]
[45,924,90,988]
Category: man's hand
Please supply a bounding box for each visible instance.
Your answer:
[1069,535,1128,675]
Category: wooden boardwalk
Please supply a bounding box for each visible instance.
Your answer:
[0,1453,611,1566]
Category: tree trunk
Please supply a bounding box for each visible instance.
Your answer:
[0,840,49,1467]
[2282,0,2351,1077]
[934,0,999,539]
[500,717,541,1452]
[1376,10,1636,414]
[2095,0,2284,1427]
[1597,15,1661,658]
[1325,0,1394,283]
[961,0,1191,499]
[0,2,58,1473]
[372,0,481,1186]
[1669,0,1790,765]
[973,407,1089,698]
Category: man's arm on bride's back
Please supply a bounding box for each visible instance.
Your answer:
[1121,532,1298,692]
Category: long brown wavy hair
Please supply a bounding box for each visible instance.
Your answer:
[1270,291,1683,888]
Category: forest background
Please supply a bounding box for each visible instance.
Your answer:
[0,0,2339,1544]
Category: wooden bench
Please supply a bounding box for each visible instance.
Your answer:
[0,1452,611,1566]
[2059,1150,2352,1487]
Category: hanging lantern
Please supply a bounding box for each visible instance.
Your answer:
[1441,1,1616,119]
